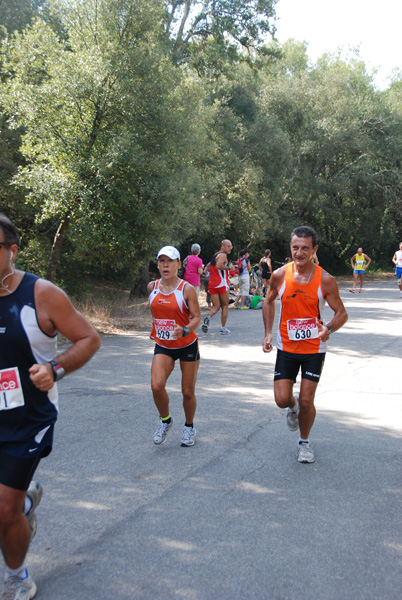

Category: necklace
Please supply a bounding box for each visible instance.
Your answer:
[293,264,315,284]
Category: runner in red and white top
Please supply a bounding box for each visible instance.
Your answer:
[148,246,201,448]
[202,239,233,335]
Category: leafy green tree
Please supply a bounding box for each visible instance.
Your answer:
[165,0,277,66]
[255,43,402,271]
[1,0,213,287]
[0,0,52,246]
[0,0,48,36]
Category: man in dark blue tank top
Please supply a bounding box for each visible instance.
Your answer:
[0,214,101,599]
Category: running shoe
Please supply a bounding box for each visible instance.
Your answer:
[2,570,37,600]
[153,418,173,445]
[201,316,210,333]
[181,426,196,447]
[26,481,43,542]
[240,306,249,310]
[297,442,315,463]
[286,392,300,431]
[349,289,355,293]
[358,289,363,293]
[219,327,230,335]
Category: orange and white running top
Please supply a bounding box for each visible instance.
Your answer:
[149,279,197,349]
[277,262,326,354]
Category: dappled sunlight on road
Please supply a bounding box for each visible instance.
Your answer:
[319,408,402,435]
[236,481,277,494]
[200,343,269,363]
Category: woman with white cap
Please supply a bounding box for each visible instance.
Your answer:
[148,246,201,447]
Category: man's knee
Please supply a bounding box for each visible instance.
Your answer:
[274,396,289,409]
[0,498,22,529]
[298,394,315,409]
[274,385,293,408]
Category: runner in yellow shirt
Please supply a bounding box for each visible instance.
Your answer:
[350,247,371,293]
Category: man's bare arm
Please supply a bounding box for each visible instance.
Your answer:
[29,280,101,391]
[262,268,284,353]
[321,272,348,339]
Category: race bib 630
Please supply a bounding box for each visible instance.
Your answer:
[287,318,319,341]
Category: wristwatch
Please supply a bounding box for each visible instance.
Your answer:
[49,360,65,382]
[326,325,332,335]
[182,326,190,337]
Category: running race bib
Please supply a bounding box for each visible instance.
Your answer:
[154,319,176,340]
[0,367,25,410]
[287,318,319,341]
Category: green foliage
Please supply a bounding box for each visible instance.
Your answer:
[165,0,278,66]
[0,2,401,289]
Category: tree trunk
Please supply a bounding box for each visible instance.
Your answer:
[45,216,71,282]
[129,259,150,298]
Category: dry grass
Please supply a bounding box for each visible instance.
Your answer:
[77,284,211,335]
[76,273,395,335]
[76,286,153,335]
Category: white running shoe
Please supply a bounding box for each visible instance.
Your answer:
[2,571,37,600]
[26,481,43,542]
[219,327,230,335]
[153,418,173,445]
[181,426,196,447]
[298,442,315,463]
[286,392,300,431]
[201,316,210,333]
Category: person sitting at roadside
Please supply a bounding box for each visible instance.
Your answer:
[250,288,264,309]
[232,249,251,309]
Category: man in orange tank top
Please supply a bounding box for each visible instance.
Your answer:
[262,226,348,464]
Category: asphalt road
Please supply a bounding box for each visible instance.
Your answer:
[26,278,401,599]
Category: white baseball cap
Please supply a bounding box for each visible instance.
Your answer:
[156,246,180,260]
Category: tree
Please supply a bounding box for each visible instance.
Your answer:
[0,0,48,36]
[164,0,277,66]
[254,43,402,270]
[1,0,214,286]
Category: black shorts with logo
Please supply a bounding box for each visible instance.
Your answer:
[274,349,326,383]
[0,424,54,490]
[154,339,200,362]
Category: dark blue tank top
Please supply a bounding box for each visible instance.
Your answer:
[0,272,58,442]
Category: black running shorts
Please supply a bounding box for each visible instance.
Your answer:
[274,349,326,383]
[0,425,54,490]
[154,339,200,362]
